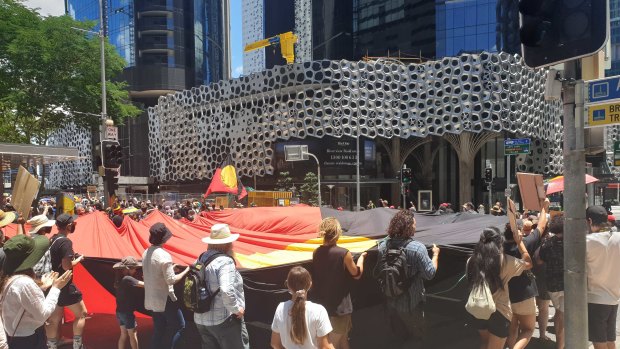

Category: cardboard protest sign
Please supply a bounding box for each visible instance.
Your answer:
[12,166,40,218]
[507,198,518,235]
[516,172,545,211]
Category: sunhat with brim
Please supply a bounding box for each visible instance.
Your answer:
[113,256,142,269]
[27,215,55,234]
[0,210,16,228]
[202,223,239,244]
[3,235,50,274]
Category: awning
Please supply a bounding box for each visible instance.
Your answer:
[0,142,82,171]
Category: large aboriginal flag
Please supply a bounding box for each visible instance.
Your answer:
[205,156,238,197]
[4,208,507,325]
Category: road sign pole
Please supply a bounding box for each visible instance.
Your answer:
[506,154,511,195]
[563,61,588,349]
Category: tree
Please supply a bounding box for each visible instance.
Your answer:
[275,171,294,191]
[0,0,141,144]
[300,172,319,206]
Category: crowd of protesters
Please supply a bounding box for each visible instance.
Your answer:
[0,192,619,349]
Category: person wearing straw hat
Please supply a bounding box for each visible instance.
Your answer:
[0,210,17,272]
[113,256,144,349]
[1,235,72,349]
[142,223,189,349]
[26,215,55,237]
[194,223,249,349]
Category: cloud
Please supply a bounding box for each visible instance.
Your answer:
[23,0,65,16]
[233,66,244,78]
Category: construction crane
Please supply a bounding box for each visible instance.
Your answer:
[244,31,298,64]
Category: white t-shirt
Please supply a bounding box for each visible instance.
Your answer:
[586,230,620,305]
[271,300,333,349]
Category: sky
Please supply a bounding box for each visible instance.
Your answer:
[22,0,244,78]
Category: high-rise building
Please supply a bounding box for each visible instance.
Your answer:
[66,0,231,177]
[242,0,520,73]
[66,0,231,105]
[607,0,620,76]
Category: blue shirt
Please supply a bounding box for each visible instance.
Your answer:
[377,237,436,310]
[194,255,245,326]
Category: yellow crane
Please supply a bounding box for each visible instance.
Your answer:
[244,31,298,64]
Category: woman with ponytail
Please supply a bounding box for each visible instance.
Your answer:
[271,266,334,349]
[467,226,532,349]
[311,218,366,349]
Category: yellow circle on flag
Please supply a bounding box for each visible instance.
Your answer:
[221,165,237,188]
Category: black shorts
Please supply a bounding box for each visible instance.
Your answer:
[588,303,618,343]
[57,283,83,307]
[470,311,511,338]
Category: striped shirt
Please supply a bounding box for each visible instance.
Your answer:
[194,255,245,326]
[377,237,436,310]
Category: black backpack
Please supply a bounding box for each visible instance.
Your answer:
[183,251,231,313]
[374,238,412,298]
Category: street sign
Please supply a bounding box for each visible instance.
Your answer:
[504,138,531,155]
[614,141,620,167]
[585,101,620,128]
[586,76,620,104]
[284,145,309,161]
[105,126,118,141]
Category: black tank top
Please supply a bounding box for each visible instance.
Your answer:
[311,245,352,315]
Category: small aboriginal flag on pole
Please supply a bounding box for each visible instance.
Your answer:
[205,155,239,197]
[238,179,248,200]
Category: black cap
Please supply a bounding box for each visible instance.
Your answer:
[56,213,77,228]
[149,223,173,245]
[586,205,608,225]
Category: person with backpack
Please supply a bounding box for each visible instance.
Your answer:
[193,223,249,349]
[113,256,144,349]
[375,210,439,344]
[311,217,366,349]
[271,266,334,349]
[142,223,189,349]
[45,214,87,349]
[466,226,532,349]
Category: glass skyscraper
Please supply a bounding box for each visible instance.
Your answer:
[66,0,230,104]
[607,0,620,76]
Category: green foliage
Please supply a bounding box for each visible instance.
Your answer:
[0,0,141,144]
[275,171,294,191]
[300,171,320,206]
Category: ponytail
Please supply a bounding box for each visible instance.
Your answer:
[286,266,312,345]
[318,217,341,245]
[290,289,308,345]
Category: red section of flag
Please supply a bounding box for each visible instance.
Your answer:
[238,180,248,200]
[204,166,238,198]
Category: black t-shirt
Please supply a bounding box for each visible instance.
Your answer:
[116,276,141,312]
[311,245,352,316]
[504,228,541,303]
[50,235,74,287]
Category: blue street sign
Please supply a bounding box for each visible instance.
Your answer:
[587,76,620,104]
[504,138,530,155]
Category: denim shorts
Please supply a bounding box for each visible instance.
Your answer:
[116,311,137,330]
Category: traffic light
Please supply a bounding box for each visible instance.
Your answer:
[101,140,123,169]
[519,0,608,68]
[484,168,493,183]
[401,168,413,184]
[104,169,119,195]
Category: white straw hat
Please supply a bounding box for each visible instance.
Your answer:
[202,223,239,244]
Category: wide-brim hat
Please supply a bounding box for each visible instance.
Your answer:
[27,215,55,234]
[113,256,142,269]
[0,210,16,228]
[3,235,50,274]
[202,223,239,244]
